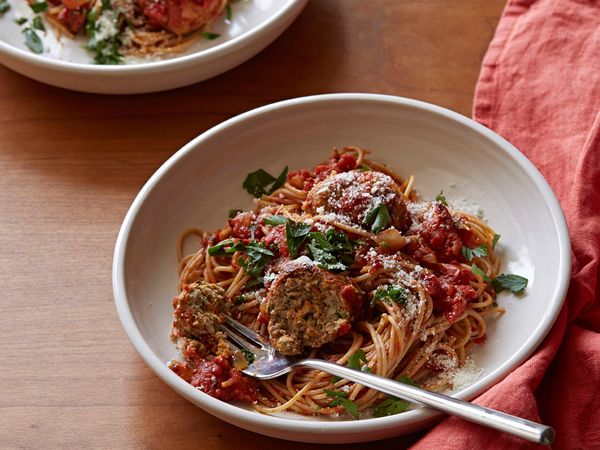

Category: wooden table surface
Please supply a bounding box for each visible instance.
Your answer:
[0,1,506,448]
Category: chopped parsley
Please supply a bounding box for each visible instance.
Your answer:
[372,285,409,307]
[239,241,274,277]
[461,244,488,261]
[242,166,288,198]
[358,164,371,172]
[324,389,359,419]
[264,215,287,226]
[307,229,355,272]
[285,220,311,258]
[29,0,47,13]
[348,349,369,370]
[363,202,391,234]
[234,294,247,305]
[372,375,416,417]
[228,209,242,218]
[492,233,501,249]
[435,191,448,206]
[491,274,528,294]
[32,15,45,31]
[240,348,255,364]
[225,4,232,20]
[207,239,244,256]
[85,9,123,65]
[470,264,490,282]
[0,0,11,14]
[372,397,409,417]
[202,31,221,40]
[15,17,28,25]
[23,28,43,54]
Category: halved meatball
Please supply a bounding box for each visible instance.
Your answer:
[171,281,230,340]
[266,261,363,355]
[303,170,411,232]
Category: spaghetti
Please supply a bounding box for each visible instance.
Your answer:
[169,147,525,419]
[31,0,228,62]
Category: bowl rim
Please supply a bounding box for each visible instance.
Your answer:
[112,93,571,437]
[0,0,306,73]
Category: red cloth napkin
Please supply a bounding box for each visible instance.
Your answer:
[412,1,600,448]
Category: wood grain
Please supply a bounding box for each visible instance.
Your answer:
[0,0,506,448]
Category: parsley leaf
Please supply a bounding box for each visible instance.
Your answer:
[225,4,232,20]
[492,234,501,249]
[307,229,354,272]
[23,28,43,54]
[228,209,242,218]
[372,285,409,307]
[396,375,418,386]
[29,0,47,13]
[371,375,416,417]
[461,244,488,261]
[471,264,490,282]
[435,191,448,206]
[285,220,311,259]
[264,215,287,226]
[372,397,409,417]
[0,1,10,14]
[207,239,245,256]
[240,348,255,364]
[239,241,274,277]
[85,9,123,64]
[348,349,368,370]
[324,390,359,419]
[32,15,45,31]
[15,17,28,25]
[101,0,112,9]
[202,31,221,40]
[358,164,371,172]
[491,274,528,294]
[363,202,391,234]
[242,166,288,198]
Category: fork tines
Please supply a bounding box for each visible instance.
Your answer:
[220,316,268,355]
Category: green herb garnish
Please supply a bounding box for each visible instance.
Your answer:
[324,389,359,419]
[491,274,528,294]
[372,285,409,307]
[492,234,501,249]
[461,244,488,261]
[29,0,47,13]
[14,17,28,25]
[307,229,354,272]
[363,202,390,234]
[348,349,368,370]
[101,0,112,10]
[396,375,418,386]
[85,9,123,64]
[242,166,288,198]
[23,28,43,54]
[240,348,255,364]
[225,4,232,20]
[239,241,274,276]
[372,397,409,417]
[32,15,45,31]
[471,264,490,282]
[208,239,245,256]
[285,220,311,259]
[358,164,371,172]
[264,215,287,226]
[0,1,10,14]
[228,209,242,218]
[435,191,448,206]
[202,31,221,40]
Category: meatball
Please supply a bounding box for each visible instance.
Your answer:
[303,170,411,233]
[266,260,363,355]
[171,281,230,340]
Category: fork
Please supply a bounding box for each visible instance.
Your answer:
[221,316,554,445]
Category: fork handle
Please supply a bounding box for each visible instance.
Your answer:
[300,359,554,445]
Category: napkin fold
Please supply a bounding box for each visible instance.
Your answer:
[412,1,600,448]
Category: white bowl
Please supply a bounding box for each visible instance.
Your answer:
[0,0,307,94]
[113,94,570,443]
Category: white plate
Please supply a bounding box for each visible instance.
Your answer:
[0,0,307,93]
[112,94,570,443]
